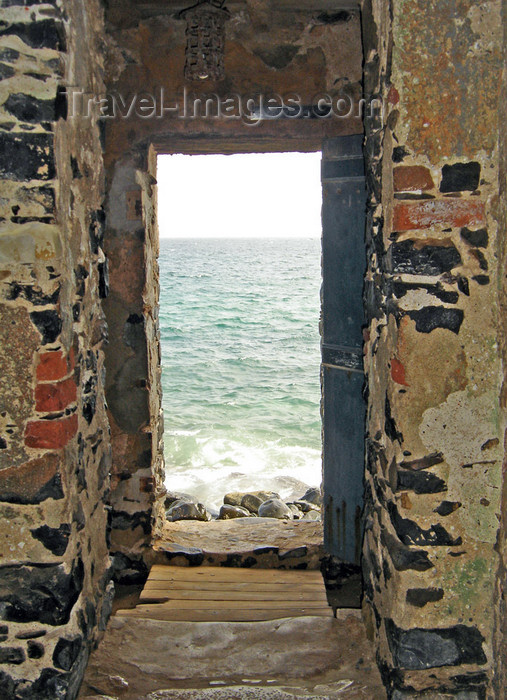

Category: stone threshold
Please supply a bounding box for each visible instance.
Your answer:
[152,518,325,569]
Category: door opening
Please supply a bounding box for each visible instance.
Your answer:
[156,151,324,556]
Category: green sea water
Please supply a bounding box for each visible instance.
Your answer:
[159,237,322,515]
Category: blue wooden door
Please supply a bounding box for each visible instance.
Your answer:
[321,135,366,564]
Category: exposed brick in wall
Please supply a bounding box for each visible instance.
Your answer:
[361,0,505,697]
[0,1,112,697]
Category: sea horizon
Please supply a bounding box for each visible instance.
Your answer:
[159,236,322,515]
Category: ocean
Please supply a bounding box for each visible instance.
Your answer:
[159,237,322,515]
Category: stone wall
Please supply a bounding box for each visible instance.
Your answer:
[494,0,507,694]
[361,0,506,696]
[0,0,112,697]
[102,4,364,583]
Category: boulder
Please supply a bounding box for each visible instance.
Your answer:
[302,510,321,521]
[258,498,293,520]
[164,491,197,510]
[223,492,245,507]
[166,500,211,522]
[287,503,303,519]
[218,504,252,520]
[301,487,322,506]
[241,491,280,514]
[292,500,320,513]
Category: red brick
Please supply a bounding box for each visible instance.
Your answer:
[36,351,69,382]
[391,357,408,386]
[393,166,434,192]
[393,199,486,232]
[35,377,77,412]
[25,414,78,449]
[388,86,400,105]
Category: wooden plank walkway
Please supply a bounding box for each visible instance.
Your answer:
[120,566,333,623]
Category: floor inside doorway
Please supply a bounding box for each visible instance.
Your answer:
[79,563,385,700]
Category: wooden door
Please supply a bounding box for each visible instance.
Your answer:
[321,135,366,564]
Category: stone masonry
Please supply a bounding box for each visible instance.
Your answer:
[0,0,112,697]
[0,1,506,698]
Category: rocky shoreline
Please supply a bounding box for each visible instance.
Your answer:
[165,487,322,523]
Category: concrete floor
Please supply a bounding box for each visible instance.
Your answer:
[79,610,386,699]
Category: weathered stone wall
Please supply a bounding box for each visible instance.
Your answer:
[0,0,112,696]
[361,0,506,696]
[102,5,364,583]
[494,0,507,694]
[103,145,165,584]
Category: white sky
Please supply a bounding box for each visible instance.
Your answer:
[157,152,322,238]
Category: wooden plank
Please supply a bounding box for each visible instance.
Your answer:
[142,580,324,592]
[139,589,328,603]
[118,608,332,622]
[132,565,331,623]
[148,566,324,583]
[133,599,329,610]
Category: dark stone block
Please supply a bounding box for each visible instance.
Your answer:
[392,146,410,163]
[0,132,55,181]
[393,280,458,304]
[98,259,109,298]
[54,85,67,120]
[279,546,307,560]
[397,469,447,494]
[52,636,82,671]
[388,503,462,546]
[316,10,352,23]
[11,215,54,224]
[399,452,444,471]
[385,395,402,442]
[110,509,151,535]
[457,276,470,296]
[0,63,14,80]
[0,670,16,698]
[253,546,278,556]
[30,524,70,556]
[15,629,46,640]
[0,48,19,62]
[391,239,461,276]
[473,275,490,285]
[4,93,56,123]
[434,501,462,516]
[0,647,25,664]
[440,162,481,193]
[471,249,488,270]
[0,561,83,625]
[385,619,487,670]
[110,552,149,585]
[30,309,62,344]
[364,278,385,320]
[460,227,488,248]
[7,282,59,306]
[27,640,45,659]
[406,587,444,607]
[0,19,66,51]
[82,396,96,425]
[19,667,68,700]
[407,307,464,334]
[381,531,434,572]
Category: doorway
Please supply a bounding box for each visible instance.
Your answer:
[156,151,326,559]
